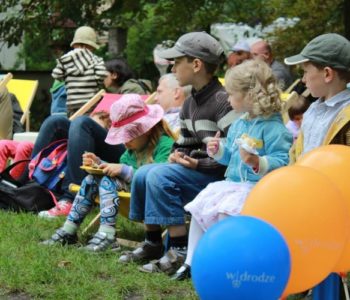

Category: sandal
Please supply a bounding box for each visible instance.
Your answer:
[82,232,120,253]
[118,241,163,263]
[139,247,186,275]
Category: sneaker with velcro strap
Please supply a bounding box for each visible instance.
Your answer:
[41,228,78,246]
[81,232,120,253]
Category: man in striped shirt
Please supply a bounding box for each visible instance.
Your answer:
[52,26,106,115]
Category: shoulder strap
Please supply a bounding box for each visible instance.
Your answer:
[290,132,304,164]
[323,105,350,145]
[137,80,152,94]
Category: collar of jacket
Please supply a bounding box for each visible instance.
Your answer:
[191,77,223,105]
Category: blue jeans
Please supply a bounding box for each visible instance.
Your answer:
[32,115,125,201]
[129,163,223,225]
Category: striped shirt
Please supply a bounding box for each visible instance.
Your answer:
[52,48,106,115]
[174,77,241,174]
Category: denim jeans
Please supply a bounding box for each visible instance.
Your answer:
[129,163,223,225]
[32,115,125,201]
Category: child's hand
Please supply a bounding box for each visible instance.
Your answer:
[99,163,123,177]
[169,150,198,169]
[82,152,99,167]
[169,150,185,163]
[239,147,259,169]
[207,131,221,156]
[176,155,198,169]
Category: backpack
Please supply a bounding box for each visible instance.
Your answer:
[0,160,57,213]
[28,139,68,192]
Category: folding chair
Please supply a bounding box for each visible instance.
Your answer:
[6,77,39,132]
[13,89,106,144]
[0,73,13,91]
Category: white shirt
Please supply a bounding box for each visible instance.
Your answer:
[302,89,350,154]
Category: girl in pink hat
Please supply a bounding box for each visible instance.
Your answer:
[42,94,175,252]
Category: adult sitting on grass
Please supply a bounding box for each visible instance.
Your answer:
[42,94,175,252]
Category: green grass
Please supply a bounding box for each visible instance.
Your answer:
[0,210,197,300]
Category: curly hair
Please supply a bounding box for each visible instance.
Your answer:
[225,59,282,117]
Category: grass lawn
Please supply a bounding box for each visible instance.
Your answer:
[0,210,197,300]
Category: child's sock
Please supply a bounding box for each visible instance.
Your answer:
[169,234,188,250]
[62,220,79,235]
[185,218,204,266]
[98,225,115,240]
[145,230,162,245]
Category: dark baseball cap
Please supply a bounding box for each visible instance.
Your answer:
[157,32,224,65]
[284,33,350,70]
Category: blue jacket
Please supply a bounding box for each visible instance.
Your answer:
[215,113,293,183]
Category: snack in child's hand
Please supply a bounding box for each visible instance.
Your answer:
[92,162,100,169]
[235,133,259,155]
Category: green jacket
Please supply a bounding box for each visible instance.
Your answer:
[120,134,174,172]
[108,79,152,95]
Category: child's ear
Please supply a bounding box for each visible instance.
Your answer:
[324,67,335,83]
[192,58,203,73]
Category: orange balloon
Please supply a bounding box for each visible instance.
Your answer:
[297,145,350,272]
[241,165,348,296]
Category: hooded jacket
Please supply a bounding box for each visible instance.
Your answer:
[52,48,106,115]
[214,112,293,183]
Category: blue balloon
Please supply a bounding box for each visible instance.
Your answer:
[192,216,291,300]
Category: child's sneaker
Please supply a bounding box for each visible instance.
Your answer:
[41,228,78,246]
[38,200,72,219]
[81,232,121,253]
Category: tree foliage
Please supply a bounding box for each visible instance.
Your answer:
[0,0,348,79]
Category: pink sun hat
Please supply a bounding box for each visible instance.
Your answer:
[105,94,164,145]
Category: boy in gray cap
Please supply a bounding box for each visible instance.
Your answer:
[120,32,240,280]
[52,26,106,115]
[285,33,350,161]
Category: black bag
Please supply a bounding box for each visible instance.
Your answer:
[0,160,57,213]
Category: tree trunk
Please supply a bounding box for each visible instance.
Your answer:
[345,0,350,39]
[108,27,127,57]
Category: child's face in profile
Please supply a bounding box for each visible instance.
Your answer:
[104,71,117,89]
[229,91,250,113]
[301,63,326,99]
[172,57,194,86]
[292,114,303,128]
[125,133,149,151]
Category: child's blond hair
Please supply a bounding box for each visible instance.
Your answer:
[135,120,176,166]
[225,59,282,117]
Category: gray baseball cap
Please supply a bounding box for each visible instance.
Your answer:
[284,33,350,70]
[157,32,224,65]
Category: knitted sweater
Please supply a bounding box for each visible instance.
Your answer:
[52,48,106,115]
[174,77,241,175]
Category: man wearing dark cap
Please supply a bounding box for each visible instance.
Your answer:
[119,32,240,280]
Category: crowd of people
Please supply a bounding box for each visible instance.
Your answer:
[1,25,350,294]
